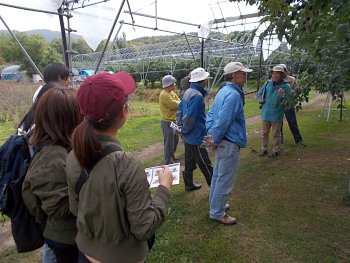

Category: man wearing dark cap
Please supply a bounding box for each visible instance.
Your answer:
[159,75,181,165]
[205,62,251,225]
[279,64,306,147]
[176,67,213,192]
[257,65,292,157]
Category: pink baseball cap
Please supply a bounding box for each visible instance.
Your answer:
[77,72,136,122]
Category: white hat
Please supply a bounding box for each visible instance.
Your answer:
[278,64,288,72]
[162,75,175,88]
[224,62,253,74]
[189,68,210,82]
[269,66,287,78]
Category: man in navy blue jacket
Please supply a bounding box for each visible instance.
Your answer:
[176,68,213,192]
[205,62,251,225]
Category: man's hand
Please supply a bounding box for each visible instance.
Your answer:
[204,135,217,152]
[278,88,284,94]
[175,126,183,136]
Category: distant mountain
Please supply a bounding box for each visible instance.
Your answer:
[0,29,83,42]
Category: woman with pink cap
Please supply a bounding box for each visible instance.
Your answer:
[66,72,173,263]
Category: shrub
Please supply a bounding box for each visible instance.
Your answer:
[147,89,162,103]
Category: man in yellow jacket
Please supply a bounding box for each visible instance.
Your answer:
[159,75,181,164]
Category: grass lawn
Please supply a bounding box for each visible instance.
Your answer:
[144,109,350,263]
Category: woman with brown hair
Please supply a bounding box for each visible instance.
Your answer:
[22,85,83,263]
[66,72,173,263]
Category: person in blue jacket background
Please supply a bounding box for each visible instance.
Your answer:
[176,67,213,192]
[205,62,251,225]
[257,65,292,157]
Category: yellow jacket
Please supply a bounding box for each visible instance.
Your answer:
[159,90,180,122]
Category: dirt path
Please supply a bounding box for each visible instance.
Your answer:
[0,220,15,250]
[0,91,345,251]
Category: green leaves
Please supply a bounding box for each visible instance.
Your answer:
[336,23,349,34]
[240,0,350,100]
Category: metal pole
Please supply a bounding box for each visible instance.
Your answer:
[0,3,68,16]
[0,15,43,79]
[58,7,69,67]
[101,21,124,70]
[184,32,199,67]
[155,0,158,29]
[201,40,204,68]
[123,10,200,27]
[340,89,343,122]
[257,39,263,91]
[94,0,126,74]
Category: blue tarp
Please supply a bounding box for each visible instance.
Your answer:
[79,70,94,76]
[1,65,22,81]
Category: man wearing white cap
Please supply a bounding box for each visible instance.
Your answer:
[159,75,181,164]
[257,65,292,157]
[205,62,251,225]
[176,68,213,192]
[279,64,306,147]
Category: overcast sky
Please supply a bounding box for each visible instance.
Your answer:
[0,0,260,42]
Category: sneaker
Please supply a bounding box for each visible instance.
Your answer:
[258,149,268,156]
[268,151,279,158]
[225,203,230,211]
[211,214,237,225]
[172,155,179,160]
[296,142,307,147]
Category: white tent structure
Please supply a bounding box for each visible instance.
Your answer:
[0,0,286,91]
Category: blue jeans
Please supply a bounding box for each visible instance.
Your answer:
[209,140,240,219]
[42,243,57,263]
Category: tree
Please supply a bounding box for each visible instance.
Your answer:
[50,37,63,54]
[234,0,350,102]
[96,39,114,52]
[0,32,63,76]
[74,38,93,54]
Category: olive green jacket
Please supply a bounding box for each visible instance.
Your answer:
[66,135,171,263]
[22,145,77,245]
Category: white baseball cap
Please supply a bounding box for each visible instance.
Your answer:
[224,62,253,74]
[189,68,210,82]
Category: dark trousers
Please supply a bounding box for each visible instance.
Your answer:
[184,141,213,179]
[48,244,79,263]
[281,107,303,143]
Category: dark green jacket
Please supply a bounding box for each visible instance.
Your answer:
[22,145,77,245]
[66,135,171,263]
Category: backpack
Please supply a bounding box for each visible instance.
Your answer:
[0,132,46,253]
[0,133,31,215]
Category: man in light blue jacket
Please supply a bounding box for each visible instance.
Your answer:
[205,62,252,225]
[257,65,292,157]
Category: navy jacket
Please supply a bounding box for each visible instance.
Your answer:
[176,82,208,145]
